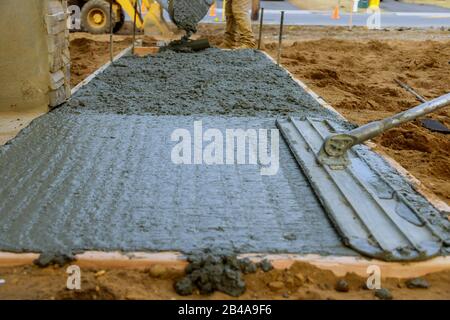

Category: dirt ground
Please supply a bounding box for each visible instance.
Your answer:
[0,261,449,300]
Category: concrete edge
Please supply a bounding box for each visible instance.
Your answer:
[0,111,47,146]
[70,45,133,95]
[1,251,450,278]
[261,51,450,214]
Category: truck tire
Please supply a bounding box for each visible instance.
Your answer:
[80,0,115,34]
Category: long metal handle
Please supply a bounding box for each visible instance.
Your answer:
[319,93,450,166]
[351,92,450,144]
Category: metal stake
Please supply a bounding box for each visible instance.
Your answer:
[109,1,113,64]
[395,79,427,103]
[277,11,285,65]
[257,7,264,50]
[132,0,138,54]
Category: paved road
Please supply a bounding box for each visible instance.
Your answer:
[125,0,450,28]
[198,1,450,28]
[217,0,450,13]
[380,0,450,13]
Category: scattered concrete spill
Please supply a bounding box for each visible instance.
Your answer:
[0,49,447,262]
[33,252,75,268]
[174,250,274,297]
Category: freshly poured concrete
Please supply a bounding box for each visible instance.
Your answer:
[0,49,447,257]
[0,113,353,255]
[65,50,337,118]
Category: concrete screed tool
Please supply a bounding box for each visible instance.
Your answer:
[277,93,450,262]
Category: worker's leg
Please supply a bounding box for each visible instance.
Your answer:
[232,0,256,49]
[223,0,238,48]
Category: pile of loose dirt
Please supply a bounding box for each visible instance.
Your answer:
[1,261,449,300]
[69,35,132,87]
[265,39,450,205]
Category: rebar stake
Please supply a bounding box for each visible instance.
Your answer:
[109,1,113,64]
[132,0,138,55]
[277,11,285,65]
[258,7,265,50]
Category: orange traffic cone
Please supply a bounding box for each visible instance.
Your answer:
[210,1,217,17]
[332,5,340,20]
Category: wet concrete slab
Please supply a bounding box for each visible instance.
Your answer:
[0,113,355,255]
[0,49,447,256]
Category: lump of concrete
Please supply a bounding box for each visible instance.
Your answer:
[239,258,258,274]
[335,279,350,292]
[34,252,75,267]
[406,278,430,289]
[374,288,393,300]
[174,253,246,297]
[174,277,194,296]
[160,38,210,53]
[258,259,274,272]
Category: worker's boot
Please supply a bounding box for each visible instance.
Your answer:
[232,0,256,49]
[222,0,238,49]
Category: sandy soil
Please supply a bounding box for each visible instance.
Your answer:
[1,261,449,300]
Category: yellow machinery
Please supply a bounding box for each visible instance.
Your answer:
[69,0,170,34]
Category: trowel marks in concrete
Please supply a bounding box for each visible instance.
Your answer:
[0,114,354,255]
